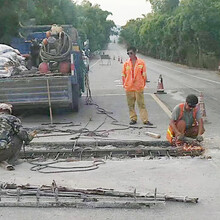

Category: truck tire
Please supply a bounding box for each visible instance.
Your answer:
[71,84,79,112]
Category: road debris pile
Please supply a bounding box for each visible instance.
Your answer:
[0,182,198,208]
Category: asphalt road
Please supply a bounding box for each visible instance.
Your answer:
[85,35,220,147]
[1,37,220,219]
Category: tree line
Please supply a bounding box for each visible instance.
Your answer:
[120,0,220,70]
[0,0,115,52]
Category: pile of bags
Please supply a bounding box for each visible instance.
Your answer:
[0,44,27,77]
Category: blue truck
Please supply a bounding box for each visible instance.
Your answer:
[0,25,87,112]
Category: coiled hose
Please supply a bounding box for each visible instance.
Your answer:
[40,31,72,62]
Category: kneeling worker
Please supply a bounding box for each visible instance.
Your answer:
[167,94,205,145]
[0,103,36,170]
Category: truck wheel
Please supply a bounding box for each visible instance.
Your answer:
[71,84,79,112]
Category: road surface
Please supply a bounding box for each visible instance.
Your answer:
[0,36,220,220]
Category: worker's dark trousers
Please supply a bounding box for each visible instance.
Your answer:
[0,136,22,165]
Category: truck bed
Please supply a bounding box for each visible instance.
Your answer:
[0,74,76,109]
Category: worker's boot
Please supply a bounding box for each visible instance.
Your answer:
[129,120,137,125]
[0,161,15,170]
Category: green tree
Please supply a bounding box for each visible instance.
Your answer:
[120,19,143,49]
[76,1,115,51]
[0,0,19,44]
[147,0,179,13]
[121,0,220,69]
[0,0,115,52]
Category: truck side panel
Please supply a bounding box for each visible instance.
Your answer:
[0,76,75,109]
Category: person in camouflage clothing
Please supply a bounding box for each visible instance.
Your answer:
[0,103,35,170]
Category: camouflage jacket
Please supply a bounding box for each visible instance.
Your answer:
[0,112,31,150]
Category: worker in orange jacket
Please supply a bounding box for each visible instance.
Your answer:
[167,94,205,145]
[122,46,153,125]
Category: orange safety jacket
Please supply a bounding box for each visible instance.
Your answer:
[166,103,198,143]
[122,58,147,91]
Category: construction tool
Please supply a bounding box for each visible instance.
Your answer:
[145,131,161,139]
[46,79,53,125]
[175,136,205,153]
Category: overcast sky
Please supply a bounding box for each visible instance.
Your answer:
[76,0,152,26]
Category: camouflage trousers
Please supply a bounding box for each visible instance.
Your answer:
[0,136,23,165]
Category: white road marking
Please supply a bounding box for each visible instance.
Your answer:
[148,60,220,85]
[114,80,122,83]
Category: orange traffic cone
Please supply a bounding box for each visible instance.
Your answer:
[198,92,207,122]
[155,74,166,94]
[120,57,123,64]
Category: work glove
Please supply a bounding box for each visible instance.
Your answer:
[24,130,37,144]
[196,135,204,142]
[29,130,37,141]
[177,134,185,141]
